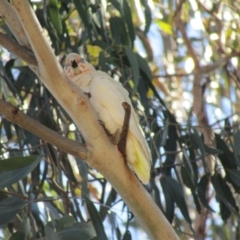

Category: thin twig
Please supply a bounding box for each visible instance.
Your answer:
[153,73,192,78]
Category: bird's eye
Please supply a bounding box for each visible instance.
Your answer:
[80,58,85,63]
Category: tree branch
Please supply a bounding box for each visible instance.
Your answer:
[6,1,180,239]
[174,1,199,69]
[0,0,30,49]
[0,33,37,65]
[0,99,88,159]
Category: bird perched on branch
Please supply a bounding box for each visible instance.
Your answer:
[65,53,151,184]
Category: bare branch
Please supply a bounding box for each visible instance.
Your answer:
[153,73,192,78]
[197,0,225,54]
[0,0,30,48]
[201,53,240,74]
[0,99,88,159]
[0,33,37,65]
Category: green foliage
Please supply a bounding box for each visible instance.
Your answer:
[1,0,240,239]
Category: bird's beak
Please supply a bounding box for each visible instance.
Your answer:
[71,59,78,68]
[71,59,82,74]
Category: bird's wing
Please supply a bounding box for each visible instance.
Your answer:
[89,72,130,133]
[90,71,151,160]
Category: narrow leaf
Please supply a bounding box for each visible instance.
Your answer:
[98,51,108,72]
[111,0,121,12]
[0,197,27,214]
[181,165,195,191]
[166,177,192,224]
[160,177,174,223]
[151,180,164,212]
[163,123,177,175]
[0,197,27,226]
[0,156,41,189]
[9,232,25,240]
[226,169,240,187]
[56,215,76,229]
[197,174,215,212]
[85,197,108,240]
[211,173,239,217]
[0,156,38,172]
[219,199,231,221]
[143,2,152,34]
[122,0,135,46]
[48,6,62,34]
[59,222,96,240]
[136,53,152,81]
[125,46,140,91]
[45,225,61,240]
[110,17,122,45]
[215,133,236,169]
[233,130,240,166]
[73,0,92,39]
[73,0,90,28]
[123,230,132,240]
[76,158,89,199]
[193,128,205,154]
[192,192,201,214]
[190,128,206,169]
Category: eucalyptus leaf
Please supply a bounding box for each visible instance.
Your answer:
[45,225,61,240]
[122,0,135,46]
[0,155,38,172]
[160,177,175,223]
[85,196,108,240]
[123,230,132,240]
[0,197,27,226]
[59,222,96,240]
[226,169,240,187]
[125,46,140,91]
[197,174,215,212]
[0,156,41,189]
[211,172,239,219]
[164,177,192,224]
[9,231,25,240]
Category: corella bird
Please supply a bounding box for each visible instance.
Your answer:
[65,53,151,184]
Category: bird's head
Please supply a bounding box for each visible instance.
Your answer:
[65,53,95,77]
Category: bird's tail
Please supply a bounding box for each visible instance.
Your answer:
[127,134,151,184]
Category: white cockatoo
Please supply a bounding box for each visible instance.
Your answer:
[65,53,151,184]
